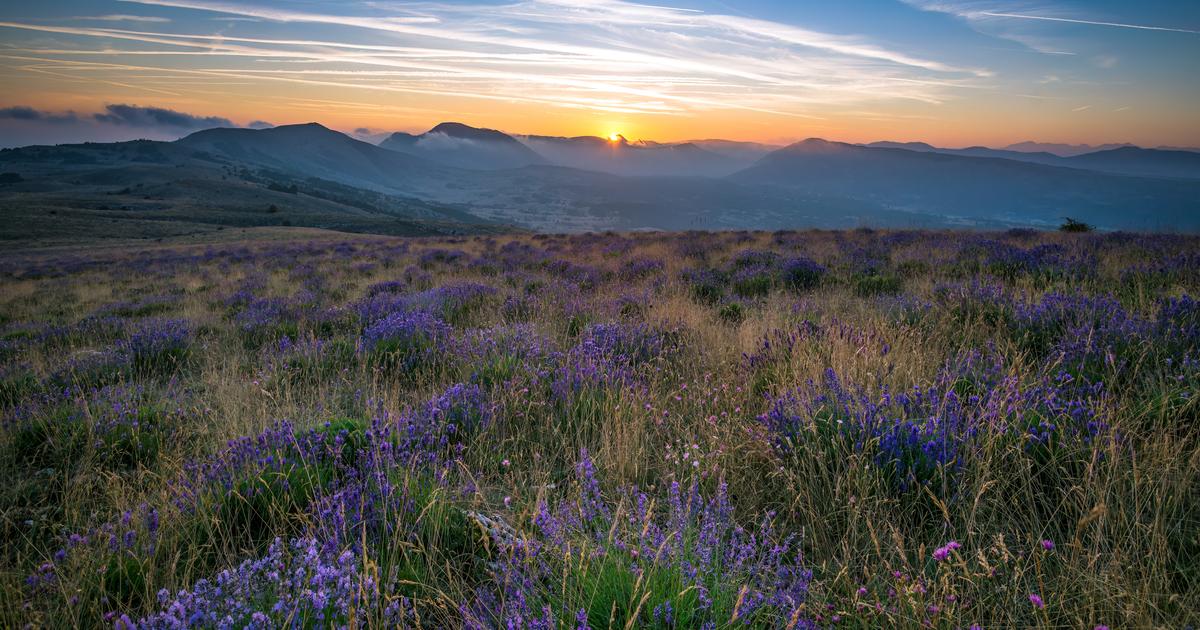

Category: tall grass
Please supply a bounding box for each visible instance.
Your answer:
[0,229,1196,627]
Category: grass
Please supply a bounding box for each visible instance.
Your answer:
[0,228,1197,628]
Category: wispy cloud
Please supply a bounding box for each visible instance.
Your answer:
[2,0,979,118]
[1071,104,1091,112]
[75,14,171,23]
[978,11,1200,35]
[903,0,1199,62]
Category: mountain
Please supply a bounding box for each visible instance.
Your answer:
[177,123,455,194]
[868,141,1064,166]
[4,125,1199,241]
[1004,141,1134,157]
[684,139,780,164]
[867,140,1199,179]
[1061,146,1200,180]
[867,141,938,152]
[731,139,1200,230]
[516,135,742,177]
[0,137,501,245]
[379,122,545,170]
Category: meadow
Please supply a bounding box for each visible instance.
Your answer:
[0,228,1196,628]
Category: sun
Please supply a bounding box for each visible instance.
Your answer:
[607,132,622,142]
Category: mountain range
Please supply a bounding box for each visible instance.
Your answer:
[865,141,1200,180]
[1,121,1197,244]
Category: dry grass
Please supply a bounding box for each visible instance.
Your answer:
[0,228,1197,627]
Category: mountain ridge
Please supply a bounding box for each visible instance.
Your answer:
[3,122,1198,237]
[378,122,545,171]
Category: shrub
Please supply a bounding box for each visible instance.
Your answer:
[718,300,745,324]
[1059,217,1093,233]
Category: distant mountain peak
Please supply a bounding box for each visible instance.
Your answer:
[261,122,335,135]
[426,122,520,144]
[1004,140,1135,157]
[781,138,857,154]
[381,131,418,144]
[377,122,543,170]
[867,140,936,152]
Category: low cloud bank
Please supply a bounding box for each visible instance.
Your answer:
[0,104,269,148]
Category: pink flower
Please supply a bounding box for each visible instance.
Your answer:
[1041,539,1055,550]
[933,540,960,561]
[1029,593,1044,609]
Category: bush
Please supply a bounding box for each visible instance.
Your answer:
[1059,217,1093,232]
[718,300,745,324]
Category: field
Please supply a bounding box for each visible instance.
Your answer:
[0,229,1197,628]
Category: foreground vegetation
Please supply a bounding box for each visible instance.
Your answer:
[0,229,1196,628]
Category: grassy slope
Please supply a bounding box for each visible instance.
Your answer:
[0,142,508,247]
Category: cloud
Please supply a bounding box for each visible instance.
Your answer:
[1,103,249,131]
[977,11,1200,35]
[904,0,1200,57]
[92,104,233,129]
[416,132,479,151]
[76,14,171,23]
[0,105,79,123]
[89,0,987,116]
[0,103,258,148]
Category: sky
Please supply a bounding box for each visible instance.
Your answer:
[0,0,1197,148]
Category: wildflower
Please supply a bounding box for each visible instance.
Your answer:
[933,540,960,562]
[1029,593,1044,609]
[1041,539,1055,550]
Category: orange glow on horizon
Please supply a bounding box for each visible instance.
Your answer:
[7,88,1198,149]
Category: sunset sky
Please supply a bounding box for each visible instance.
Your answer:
[1,0,1197,148]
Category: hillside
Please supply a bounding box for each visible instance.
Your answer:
[733,139,1200,230]
[3,126,1199,240]
[0,138,504,246]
